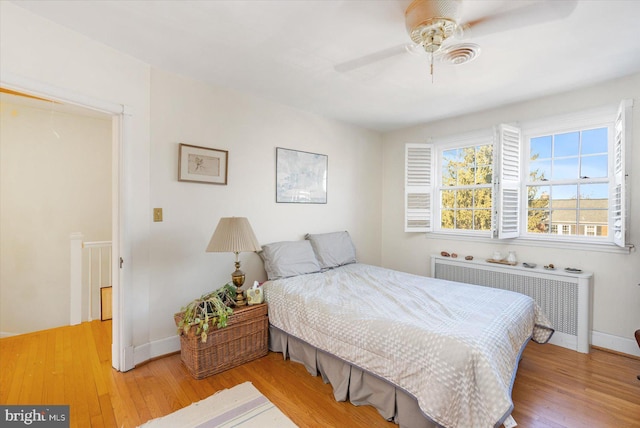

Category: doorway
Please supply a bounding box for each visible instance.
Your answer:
[0,82,128,371]
[0,90,112,333]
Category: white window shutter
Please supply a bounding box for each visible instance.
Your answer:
[405,143,433,232]
[495,124,521,239]
[613,99,632,248]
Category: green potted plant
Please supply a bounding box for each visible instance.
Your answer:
[175,283,237,343]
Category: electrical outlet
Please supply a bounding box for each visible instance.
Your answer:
[153,208,163,222]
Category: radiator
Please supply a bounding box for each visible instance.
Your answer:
[430,255,593,353]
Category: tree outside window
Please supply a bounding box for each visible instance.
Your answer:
[441,144,493,231]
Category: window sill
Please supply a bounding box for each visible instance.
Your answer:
[424,232,633,254]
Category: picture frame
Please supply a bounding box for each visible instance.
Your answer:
[178,143,228,185]
[276,147,328,204]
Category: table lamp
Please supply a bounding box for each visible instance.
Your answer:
[206,217,261,306]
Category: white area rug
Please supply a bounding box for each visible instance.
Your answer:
[138,382,297,428]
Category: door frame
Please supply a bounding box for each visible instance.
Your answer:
[0,72,131,371]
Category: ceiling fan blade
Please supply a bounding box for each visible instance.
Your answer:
[462,0,577,39]
[334,43,411,73]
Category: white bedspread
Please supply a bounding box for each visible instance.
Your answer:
[263,263,553,428]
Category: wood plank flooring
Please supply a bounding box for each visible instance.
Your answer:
[1,320,639,427]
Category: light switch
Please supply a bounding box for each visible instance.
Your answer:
[153,208,163,222]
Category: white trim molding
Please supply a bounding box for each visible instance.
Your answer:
[591,330,640,358]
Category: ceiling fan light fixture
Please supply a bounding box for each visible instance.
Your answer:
[405,0,462,54]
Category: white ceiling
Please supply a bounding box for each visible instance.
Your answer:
[11,0,640,132]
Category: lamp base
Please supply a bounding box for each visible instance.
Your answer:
[232,265,247,307]
[235,290,247,307]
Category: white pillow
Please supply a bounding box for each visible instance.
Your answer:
[305,231,357,270]
[260,240,321,280]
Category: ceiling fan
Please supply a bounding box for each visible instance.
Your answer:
[335,0,577,75]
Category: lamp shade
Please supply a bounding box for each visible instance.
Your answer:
[206,217,261,253]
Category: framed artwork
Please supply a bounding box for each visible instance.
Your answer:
[276,147,327,204]
[178,143,228,185]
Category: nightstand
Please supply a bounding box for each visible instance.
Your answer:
[178,303,268,379]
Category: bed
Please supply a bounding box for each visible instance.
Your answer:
[259,232,554,428]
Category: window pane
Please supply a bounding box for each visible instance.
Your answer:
[552,157,579,180]
[528,209,549,233]
[531,136,552,159]
[457,210,473,229]
[474,210,491,231]
[580,155,608,178]
[458,166,475,185]
[579,183,608,200]
[443,171,457,186]
[457,190,473,208]
[554,132,579,157]
[528,185,550,208]
[476,145,493,167]
[461,147,476,165]
[475,188,492,208]
[459,147,476,185]
[475,165,492,184]
[442,148,459,164]
[578,185,608,236]
[552,185,577,208]
[441,190,456,208]
[529,159,551,181]
[579,210,608,233]
[551,210,577,235]
[581,128,608,155]
[442,149,459,186]
[441,210,455,229]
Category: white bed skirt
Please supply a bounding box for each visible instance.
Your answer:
[269,324,439,428]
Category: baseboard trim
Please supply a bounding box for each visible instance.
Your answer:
[591,330,640,358]
[133,335,180,366]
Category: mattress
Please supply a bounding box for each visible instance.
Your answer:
[263,263,553,428]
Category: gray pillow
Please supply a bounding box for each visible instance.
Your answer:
[260,240,321,280]
[305,231,357,269]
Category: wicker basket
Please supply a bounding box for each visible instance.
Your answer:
[174,304,268,379]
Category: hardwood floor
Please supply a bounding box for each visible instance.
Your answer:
[1,320,639,427]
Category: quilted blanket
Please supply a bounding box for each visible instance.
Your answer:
[263,263,553,428]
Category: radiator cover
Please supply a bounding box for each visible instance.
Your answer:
[431,255,592,353]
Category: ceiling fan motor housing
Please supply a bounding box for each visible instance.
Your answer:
[405,0,462,53]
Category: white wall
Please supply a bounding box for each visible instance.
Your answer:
[148,68,382,347]
[0,99,111,336]
[381,73,640,356]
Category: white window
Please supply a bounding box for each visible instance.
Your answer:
[525,125,610,240]
[440,142,493,233]
[522,100,631,247]
[404,100,631,249]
